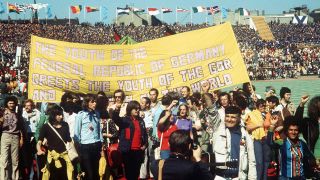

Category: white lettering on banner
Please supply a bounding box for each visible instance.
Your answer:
[150,60,165,72]
[87,81,110,92]
[117,78,153,91]
[179,66,203,82]
[170,44,225,68]
[158,74,174,86]
[93,64,145,77]
[65,48,104,60]
[128,47,147,60]
[33,58,84,76]
[32,74,80,90]
[208,59,233,75]
[208,74,233,89]
[32,89,56,101]
[35,42,56,56]
[111,49,123,60]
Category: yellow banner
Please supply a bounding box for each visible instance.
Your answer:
[28,22,250,102]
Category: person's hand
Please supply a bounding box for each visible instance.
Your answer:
[19,138,24,148]
[37,149,45,155]
[192,145,202,162]
[140,145,146,151]
[299,95,309,107]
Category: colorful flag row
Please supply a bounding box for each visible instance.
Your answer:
[116,6,224,15]
[70,5,100,14]
[0,3,49,14]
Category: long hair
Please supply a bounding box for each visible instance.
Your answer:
[126,100,140,117]
[48,104,63,124]
[82,94,97,110]
[307,96,320,121]
[4,96,18,108]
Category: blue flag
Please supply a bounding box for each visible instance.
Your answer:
[0,2,6,14]
[102,6,108,20]
[46,6,53,18]
[222,8,228,19]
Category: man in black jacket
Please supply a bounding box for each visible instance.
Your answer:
[151,130,213,180]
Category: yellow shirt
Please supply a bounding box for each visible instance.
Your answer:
[245,110,266,140]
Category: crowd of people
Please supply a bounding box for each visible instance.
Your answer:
[0,82,320,180]
[0,22,320,82]
[0,19,319,180]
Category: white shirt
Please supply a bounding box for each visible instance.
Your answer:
[22,108,41,133]
[64,111,77,138]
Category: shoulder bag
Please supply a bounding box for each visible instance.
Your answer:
[48,123,79,161]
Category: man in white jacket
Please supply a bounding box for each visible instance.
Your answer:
[212,106,256,180]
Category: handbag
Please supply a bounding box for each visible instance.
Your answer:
[48,123,79,161]
[154,132,163,160]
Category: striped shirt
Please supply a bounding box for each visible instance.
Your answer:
[279,139,304,178]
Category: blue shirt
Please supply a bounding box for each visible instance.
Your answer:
[74,110,103,144]
[226,126,241,176]
[152,106,165,139]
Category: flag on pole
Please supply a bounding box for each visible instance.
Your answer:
[131,7,144,13]
[148,8,159,15]
[207,6,220,15]
[192,6,206,13]
[117,7,130,15]
[46,6,53,18]
[176,7,189,12]
[0,2,6,14]
[161,8,172,13]
[86,6,99,13]
[8,4,20,14]
[30,3,48,10]
[222,8,228,19]
[70,5,82,14]
[239,8,250,16]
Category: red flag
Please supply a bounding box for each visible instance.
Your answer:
[113,28,121,42]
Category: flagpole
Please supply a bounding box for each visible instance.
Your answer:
[69,7,71,25]
[115,7,117,25]
[160,7,163,22]
[175,6,177,23]
[131,9,133,24]
[220,6,222,24]
[84,4,86,22]
[190,7,192,24]
[99,6,102,22]
[7,2,9,21]
[45,6,47,24]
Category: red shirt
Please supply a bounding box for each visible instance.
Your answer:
[130,117,142,150]
[158,125,178,151]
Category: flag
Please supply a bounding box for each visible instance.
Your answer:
[148,8,159,15]
[113,28,121,42]
[161,8,172,13]
[16,4,27,12]
[207,6,220,15]
[165,26,176,36]
[8,4,20,14]
[70,5,82,14]
[239,8,250,16]
[117,7,130,15]
[30,3,48,10]
[176,8,189,12]
[222,8,228,19]
[86,6,99,13]
[192,6,206,13]
[131,7,144,13]
[0,3,6,14]
[101,6,108,20]
[46,6,53,18]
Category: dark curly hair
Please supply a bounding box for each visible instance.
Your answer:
[307,96,320,121]
[48,104,64,124]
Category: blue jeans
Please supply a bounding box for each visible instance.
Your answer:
[160,150,170,159]
[254,139,271,180]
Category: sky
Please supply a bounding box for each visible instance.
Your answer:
[1,0,319,24]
